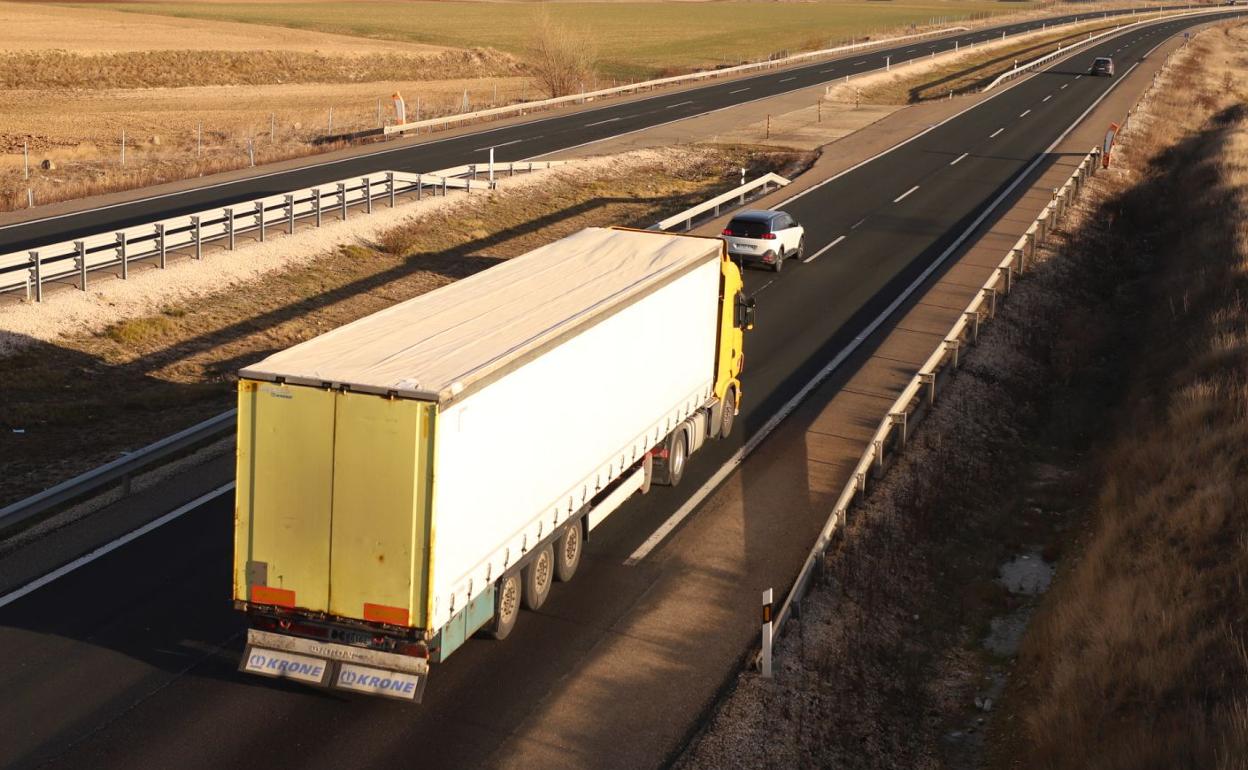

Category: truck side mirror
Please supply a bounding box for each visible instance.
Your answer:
[735,295,756,331]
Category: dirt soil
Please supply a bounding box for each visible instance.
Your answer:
[0,144,810,506]
[679,20,1248,770]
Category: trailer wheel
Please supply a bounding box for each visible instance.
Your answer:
[522,544,554,610]
[656,429,688,487]
[485,571,522,640]
[554,520,583,583]
[720,388,737,438]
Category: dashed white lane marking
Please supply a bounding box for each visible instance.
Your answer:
[893,185,920,203]
[1042,95,1052,102]
[950,152,969,165]
[1076,74,1083,80]
[1019,109,1032,118]
[1062,83,1069,89]
[804,235,846,263]
[665,100,695,109]
[729,87,750,94]
[850,217,867,230]
[779,76,796,83]
[853,60,868,65]
[476,138,522,151]
[990,128,1005,138]
[585,117,620,127]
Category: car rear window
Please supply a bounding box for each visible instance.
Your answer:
[725,219,770,238]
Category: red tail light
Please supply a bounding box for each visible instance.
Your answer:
[721,228,734,236]
[762,232,776,240]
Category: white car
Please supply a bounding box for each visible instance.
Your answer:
[721,209,806,272]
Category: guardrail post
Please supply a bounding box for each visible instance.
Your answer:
[890,411,908,448]
[984,287,998,318]
[945,338,960,369]
[156,224,166,268]
[338,182,348,220]
[920,372,936,406]
[363,178,373,214]
[117,232,128,279]
[28,251,42,303]
[192,215,202,260]
[471,164,477,182]
[873,439,886,474]
[761,589,774,679]
[75,241,87,291]
[285,195,295,235]
[416,173,423,201]
[256,201,266,242]
[509,161,515,178]
[442,177,448,197]
[966,310,980,343]
[387,172,396,207]
[225,209,235,250]
[999,265,1011,295]
[313,190,322,227]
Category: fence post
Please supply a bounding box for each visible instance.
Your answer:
[761,588,774,679]
[256,201,266,242]
[156,224,166,268]
[192,215,202,260]
[363,178,372,214]
[117,233,128,280]
[28,251,42,303]
[225,208,235,250]
[75,241,87,291]
[338,182,348,220]
[387,172,396,207]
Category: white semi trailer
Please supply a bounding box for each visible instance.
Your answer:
[232,226,754,701]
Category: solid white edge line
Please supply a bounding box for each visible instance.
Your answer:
[625,20,1167,566]
[803,235,846,263]
[0,482,235,610]
[950,152,970,165]
[893,185,920,203]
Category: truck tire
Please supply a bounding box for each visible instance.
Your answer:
[485,571,522,640]
[521,544,554,610]
[720,388,737,438]
[554,520,582,583]
[656,429,688,487]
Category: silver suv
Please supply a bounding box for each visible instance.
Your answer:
[1090,57,1115,77]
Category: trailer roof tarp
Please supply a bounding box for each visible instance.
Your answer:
[240,227,723,403]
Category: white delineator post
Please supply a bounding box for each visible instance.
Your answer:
[489,146,495,185]
[761,588,774,678]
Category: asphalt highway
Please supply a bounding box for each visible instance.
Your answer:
[1,10,1241,770]
[0,4,1199,258]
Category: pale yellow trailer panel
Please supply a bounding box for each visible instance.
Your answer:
[235,382,436,629]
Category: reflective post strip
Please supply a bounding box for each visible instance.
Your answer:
[761,588,774,678]
[117,232,127,279]
[29,250,42,303]
[75,241,86,290]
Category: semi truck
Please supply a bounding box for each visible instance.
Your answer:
[232,226,754,701]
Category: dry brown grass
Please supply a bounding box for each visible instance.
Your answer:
[997,22,1248,770]
[0,48,520,90]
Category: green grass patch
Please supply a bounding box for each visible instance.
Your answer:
[61,1,1039,78]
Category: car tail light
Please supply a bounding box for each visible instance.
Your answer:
[762,232,776,240]
[721,228,733,236]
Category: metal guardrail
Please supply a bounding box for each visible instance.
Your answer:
[760,146,1105,663]
[2,160,566,301]
[383,26,971,137]
[650,173,791,232]
[0,410,237,534]
[982,7,1234,91]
